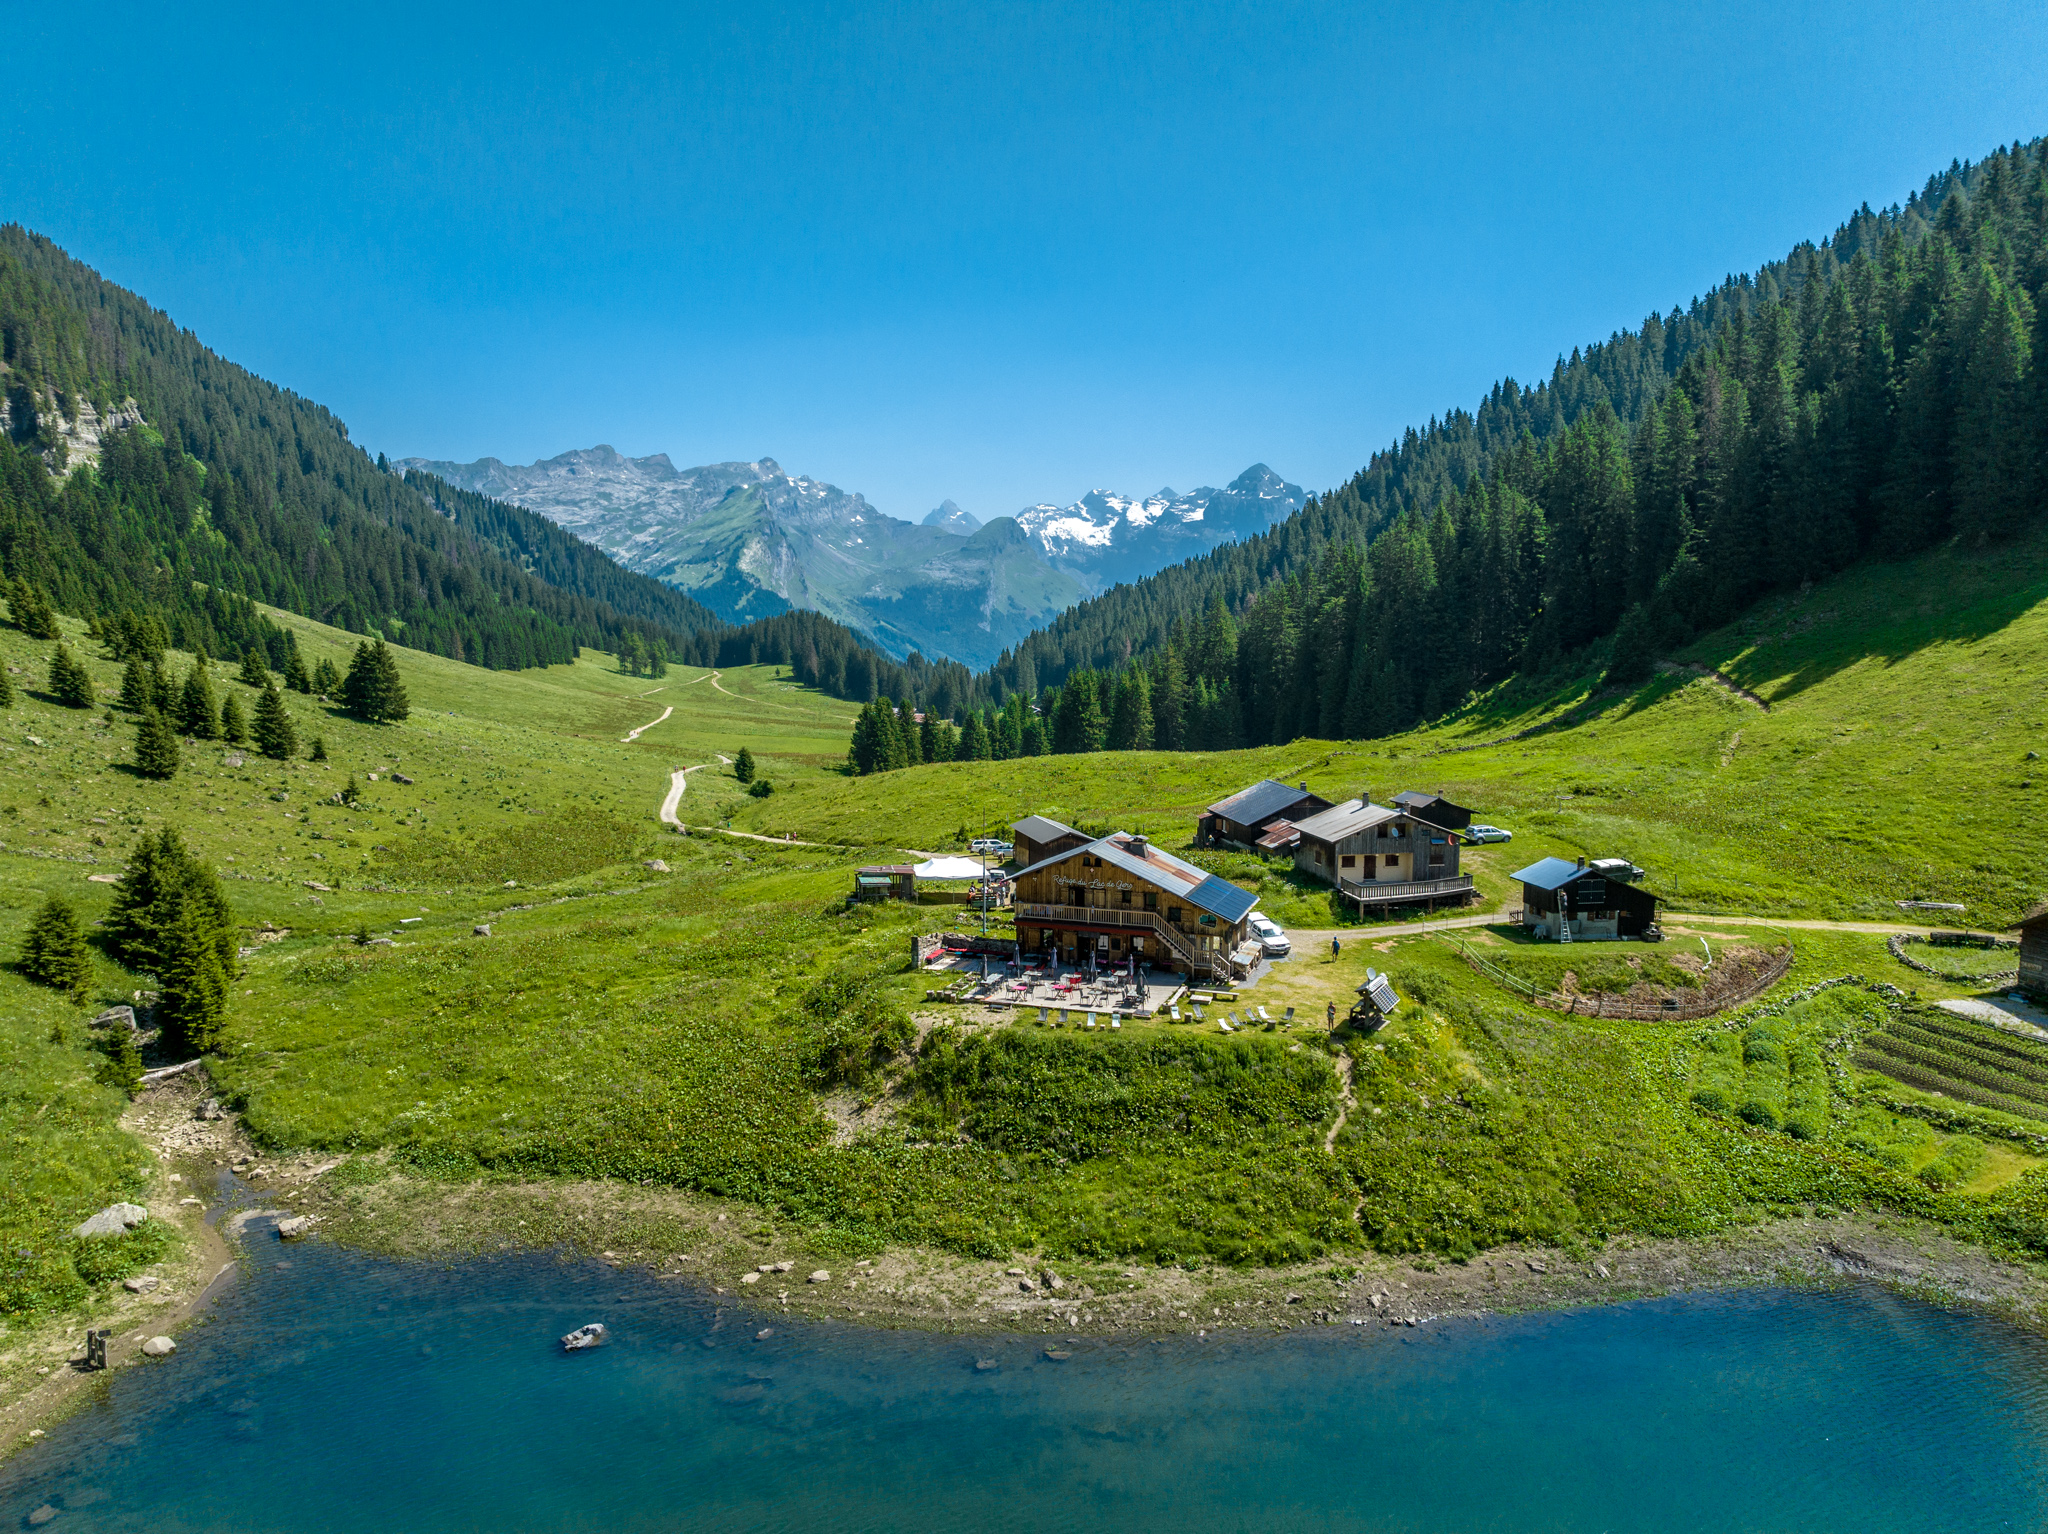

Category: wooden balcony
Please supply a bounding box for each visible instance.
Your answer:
[1013,902,1229,979]
[1335,873,1475,907]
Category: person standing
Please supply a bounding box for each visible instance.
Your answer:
[1326,1001,1337,1028]
[1331,936,1341,960]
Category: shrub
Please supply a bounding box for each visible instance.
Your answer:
[1737,1098,1780,1130]
[1782,1113,1822,1141]
[796,974,913,1087]
[1690,1087,1729,1113]
[20,895,93,1002]
[748,779,774,798]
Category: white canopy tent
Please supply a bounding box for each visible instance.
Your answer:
[914,856,994,881]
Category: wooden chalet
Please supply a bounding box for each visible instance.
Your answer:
[1012,830,1261,982]
[2015,902,2048,997]
[1513,855,1660,941]
[1291,796,1474,910]
[1196,779,1333,852]
[1011,815,1091,867]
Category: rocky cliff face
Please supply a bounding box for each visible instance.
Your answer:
[0,385,145,476]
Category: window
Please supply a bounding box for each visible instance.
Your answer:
[1166,906,1182,923]
[1098,935,1110,949]
[1340,854,1356,869]
[1143,891,1158,910]
[1376,825,1389,840]
[1428,848,1445,866]
[1384,854,1399,867]
[1119,888,1132,905]
[1394,823,1407,839]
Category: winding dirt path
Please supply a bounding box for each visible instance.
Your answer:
[1325,1052,1355,1153]
[1658,660,1771,710]
[658,765,712,827]
[622,705,673,743]
[657,762,838,848]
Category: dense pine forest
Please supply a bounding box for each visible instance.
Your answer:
[0,224,921,699]
[851,139,2048,766]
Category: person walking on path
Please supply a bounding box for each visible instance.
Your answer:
[1330,937,1341,960]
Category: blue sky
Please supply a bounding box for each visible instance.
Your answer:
[5,1,2047,521]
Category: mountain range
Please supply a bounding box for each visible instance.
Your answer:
[398,448,1304,669]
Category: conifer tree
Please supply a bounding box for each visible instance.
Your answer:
[104,828,234,979]
[734,746,756,783]
[957,711,991,761]
[178,662,220,739]
[1106,669,1154,751]
[10,579,58,641]
[0,663,14,708]
[341,639,409,723]
[119,653,153,712]
[237,646,269,688]
[220,691,249,745]
[49,644,94,707]
[19,895,92,1003]
[285,648,312,693]
[311,656,341,695]
[155,886,229,1055]
[253,683,297,759]
[133,707,179,778]
[308,735,328,762]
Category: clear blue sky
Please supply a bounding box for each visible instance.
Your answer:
[5,2,2046,521]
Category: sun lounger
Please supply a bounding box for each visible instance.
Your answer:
[1169,1006,1181,1023]
[1257,1007,1271,1023]
[1218,1018,1233,1033]
[1110,1018,1122,1030]
[1283,1006,1295,1025]
[1037,1007,1049,1024]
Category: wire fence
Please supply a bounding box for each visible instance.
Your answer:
[1441,933,1795,1021]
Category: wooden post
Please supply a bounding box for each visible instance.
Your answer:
[86,1329,109,1370]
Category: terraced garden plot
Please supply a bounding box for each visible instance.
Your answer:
[1854,1012,2048,1124]
[1892,939,2023,983]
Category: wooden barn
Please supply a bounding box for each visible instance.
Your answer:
[851,864,916,903]
[1196,779,1333,852]
[1512,855,1660,941]
[2016,903,2048,997]
[1012,829,1261,982]
[1391,790,1474,833]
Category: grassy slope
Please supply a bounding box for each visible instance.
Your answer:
[727,525,2048,927]
[4,530,2046,1323]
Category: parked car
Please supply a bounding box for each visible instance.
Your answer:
[969,838,1014,857]
[1465,824,1512,844]
[1248,914,1291,956]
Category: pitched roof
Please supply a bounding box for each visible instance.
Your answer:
[1013,831,1259,922]
[1255,819,1301,850]
[1012,814,1081,843]
[1205,778,1318,827]
[1292,797,1399,842]
[1511,856,1593,891]
[2012,901,2048,931]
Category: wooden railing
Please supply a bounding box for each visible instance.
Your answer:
[1336,872,1475,905]
[1014,902,1229,980]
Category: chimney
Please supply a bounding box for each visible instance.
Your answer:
[1130,835,1149,857]
[1299,781,1309,791]
[1576,855,1586,868]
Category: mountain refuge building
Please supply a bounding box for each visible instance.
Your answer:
[1196,779,1334,853]
[1012,830,1261,983]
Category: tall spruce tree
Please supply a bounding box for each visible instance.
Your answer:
[341,639,409,723]
[237,646,269,688]
[177,661,220,739]
[253,682,297,759]
[48,644,93,707]
[220,691,249,745]
[155,886,229,1054]
[133,708,179,778]
[118,653,153,711]
[19,895,92,1003]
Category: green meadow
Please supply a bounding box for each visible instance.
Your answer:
[4,529,2048,1320]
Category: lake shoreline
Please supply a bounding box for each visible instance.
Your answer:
[12,1067,2047,1459]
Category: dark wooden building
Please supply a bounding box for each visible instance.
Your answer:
[2016,902,2048,997]
[1011,815,1091,867]
[1391,790,1474,833]
[1197,779,1333,852]
[1512,855,1659,940]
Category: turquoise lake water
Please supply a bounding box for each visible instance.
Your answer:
[6,1241,2047,1532]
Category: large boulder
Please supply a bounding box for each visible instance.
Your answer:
[93,1005,138,1033]
[73,1203,149,1239]
[276,1216,313,1240]
[140,1335,176,1357]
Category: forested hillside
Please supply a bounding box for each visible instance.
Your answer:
[880,139,2047,759]
[0,225,922,698]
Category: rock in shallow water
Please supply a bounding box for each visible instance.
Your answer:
[276,1216,313,1240]
[141,1336,176,1357]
